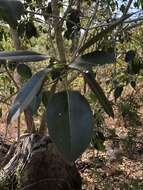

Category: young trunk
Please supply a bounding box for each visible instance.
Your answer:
[0,134,82,190]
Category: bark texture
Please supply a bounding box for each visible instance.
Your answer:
[0,134,82,190]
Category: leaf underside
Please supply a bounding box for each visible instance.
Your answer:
[7,69,49,125]
[0,50,48,63]
[84,71,114,118]
[70,49,116,70]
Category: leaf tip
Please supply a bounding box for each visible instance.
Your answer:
[7,105,20,126]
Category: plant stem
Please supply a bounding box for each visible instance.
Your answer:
[51,0,66,64]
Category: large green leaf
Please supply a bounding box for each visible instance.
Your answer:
[0,0,24,28]
[45,91,93,162]
[7,69,49,125]
[83,71,114,118]
[79,14,133,53]
[70,49,116,70]
[0,50,48,62]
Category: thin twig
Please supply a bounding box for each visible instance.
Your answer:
[114,0,134,38]
[71,0,99,61]
[0,100,10,106]
[3,91,17,102]
[46,22,58,57]
[123,0,134,16]
[4,65,19,90]
[124,20,143,31]
[17,115,21,142]
[59,0,74,26]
